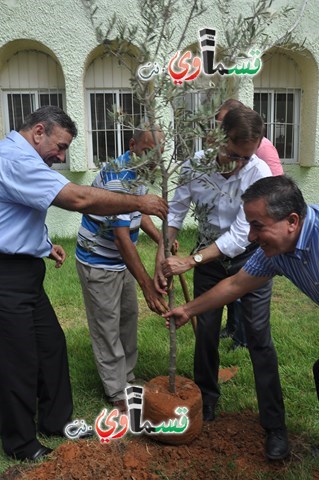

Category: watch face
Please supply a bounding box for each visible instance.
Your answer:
[194,253,203,263]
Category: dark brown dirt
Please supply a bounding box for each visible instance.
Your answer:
[1,410,317,480]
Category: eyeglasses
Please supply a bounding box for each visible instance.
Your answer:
[219,151,251,162]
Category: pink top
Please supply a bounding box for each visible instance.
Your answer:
[256,137,283,176]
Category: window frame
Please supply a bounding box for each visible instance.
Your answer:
[87,88,145,168]
[254,88,301,164]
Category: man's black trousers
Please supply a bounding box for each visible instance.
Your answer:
[0,254,73,457]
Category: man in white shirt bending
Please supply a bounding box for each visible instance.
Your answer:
[154,105,289,461]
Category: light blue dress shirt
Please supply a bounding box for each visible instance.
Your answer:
[0,131,70,257]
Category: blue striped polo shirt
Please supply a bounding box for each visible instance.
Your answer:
[243,205,319,304]
[76,151,147,271]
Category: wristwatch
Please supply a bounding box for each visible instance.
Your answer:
[193,253,203,264]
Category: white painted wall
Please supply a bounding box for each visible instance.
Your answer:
[0,0,318,237]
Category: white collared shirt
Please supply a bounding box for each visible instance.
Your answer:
[168,151,272,258]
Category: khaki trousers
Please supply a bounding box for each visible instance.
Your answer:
[76,260,138,401]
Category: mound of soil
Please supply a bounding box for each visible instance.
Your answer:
[1,410,317,480]
[143,375,202,445]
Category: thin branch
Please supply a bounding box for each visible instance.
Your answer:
[154,0,175,58]
[176,0,207,51]
[271,0,309,47]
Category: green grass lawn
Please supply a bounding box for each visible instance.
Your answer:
[0,229,319,477]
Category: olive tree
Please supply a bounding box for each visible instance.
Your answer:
[81,0,304,393]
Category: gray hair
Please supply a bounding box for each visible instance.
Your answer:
[20,105,78,138]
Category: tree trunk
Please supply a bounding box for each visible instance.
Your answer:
[161,169,176,394]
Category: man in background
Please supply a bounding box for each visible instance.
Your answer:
[216,98,283,175]
[216,98,283,347]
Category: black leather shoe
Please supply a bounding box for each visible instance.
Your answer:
[203,405,215,422]
[29,446,53,461]
[265,428,290,460]
[10,445,53,462]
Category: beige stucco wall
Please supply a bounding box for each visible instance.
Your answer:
[0,0,319,236]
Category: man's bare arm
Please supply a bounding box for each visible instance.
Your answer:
[114,227,168,314]
[140,215,160,244]
[52,183,168,220]
[163,269,271,328]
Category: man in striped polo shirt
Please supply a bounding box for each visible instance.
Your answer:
[164,175,319,461]
[76,125,167,412]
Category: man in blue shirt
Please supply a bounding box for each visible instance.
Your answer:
[76,125,168,412]
[163,175,318,461]
[0,106,167,461]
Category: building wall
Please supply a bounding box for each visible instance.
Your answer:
[0,0,319,237]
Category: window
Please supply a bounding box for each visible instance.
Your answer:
[4,90,64,167]
[254,89,301,163]
[85,53,144,168]
[5,91,64,132]
[88,90,144,166]
[173,89,215,156]
[1,50,66,167]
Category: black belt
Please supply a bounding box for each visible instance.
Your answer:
[0,252,36,260]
